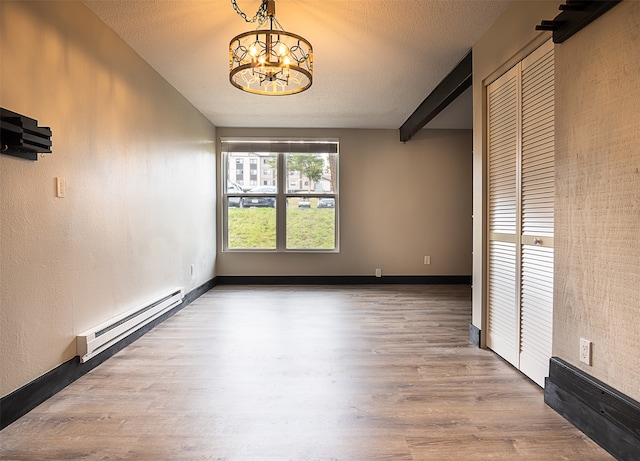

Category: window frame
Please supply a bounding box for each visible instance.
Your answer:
[221,138,339,253]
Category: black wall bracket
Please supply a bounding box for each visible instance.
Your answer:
[1,108,52,161]
[536,0,622,43]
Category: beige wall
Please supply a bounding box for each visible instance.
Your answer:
[472,1,640,401]
[217,128,473,277]
[0,1,217,397]
[554,1,640,401]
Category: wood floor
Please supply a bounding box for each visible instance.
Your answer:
[0,285,613,460]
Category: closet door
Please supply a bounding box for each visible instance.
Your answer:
[486,66,520,367]
[486,40,554,387]
[519,41,555,387]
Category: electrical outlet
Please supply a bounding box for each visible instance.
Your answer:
[580,338,592,365]
[424,256,431,265]
[375,268,381,277]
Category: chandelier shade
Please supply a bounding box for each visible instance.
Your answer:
[229,0,312,95]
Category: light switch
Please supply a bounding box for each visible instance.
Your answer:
[56,177,66,198]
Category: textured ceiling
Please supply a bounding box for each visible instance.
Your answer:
[84,0,511,130]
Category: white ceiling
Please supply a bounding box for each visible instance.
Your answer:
[84,0,511,130]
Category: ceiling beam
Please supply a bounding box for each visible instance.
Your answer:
[399,50,472,143]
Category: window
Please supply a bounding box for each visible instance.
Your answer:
[222,139,339,251]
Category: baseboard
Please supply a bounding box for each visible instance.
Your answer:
[468,323,481,346]
[0,278,216,431]
[215,275,471,285]
[544,357,640,461]
[183,278,217,305]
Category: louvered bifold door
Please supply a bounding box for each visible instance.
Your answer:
[519,40,555,388]
[486,66,520,367]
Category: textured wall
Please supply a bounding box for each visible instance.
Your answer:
[216,128,473,277]
[0,1,216,396]
[554,1,640,401]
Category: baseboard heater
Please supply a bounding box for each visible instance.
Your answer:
[76,288,183,363]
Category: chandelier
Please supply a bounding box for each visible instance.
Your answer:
[229,0,313,95]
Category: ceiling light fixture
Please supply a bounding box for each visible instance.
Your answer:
[229,0,313,95]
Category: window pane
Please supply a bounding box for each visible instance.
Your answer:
[226,152,278,190]
[227,206,276,249]
[286,197,336,250]
[285,153,337,194]
[223,140,338,252]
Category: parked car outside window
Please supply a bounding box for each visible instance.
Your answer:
[317,197,335,208]
[240,186,276,208]
[298,198,311,208]
[227,180,244,208]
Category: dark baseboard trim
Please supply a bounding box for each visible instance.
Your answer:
[0,278,216,431]
[468,324,481,346]
[544,357,640,461]
[215,275,471,285]
[183,278,217,304]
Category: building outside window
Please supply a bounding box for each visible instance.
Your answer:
[222,138,339,251]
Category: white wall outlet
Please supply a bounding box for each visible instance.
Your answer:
[424,256,431,265]
[375,268,381,277]
[579,338,592,365]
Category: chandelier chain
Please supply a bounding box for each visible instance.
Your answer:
[230,0,269,25]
